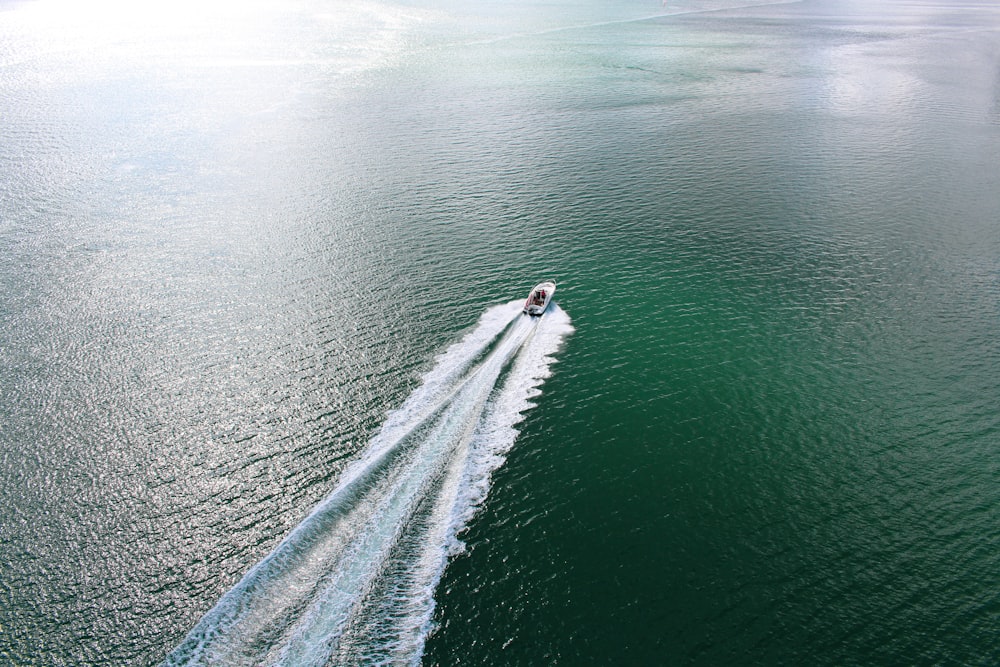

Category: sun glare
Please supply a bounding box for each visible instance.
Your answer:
[26,0,263,41]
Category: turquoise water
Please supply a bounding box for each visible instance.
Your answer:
[2,0,999,664]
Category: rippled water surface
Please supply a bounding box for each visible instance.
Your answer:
[2,0,999,664]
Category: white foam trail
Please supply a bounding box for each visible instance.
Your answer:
[163,300,572,666]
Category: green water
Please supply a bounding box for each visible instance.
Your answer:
[1,0,999,664]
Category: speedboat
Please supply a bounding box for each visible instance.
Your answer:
[523,281,556,316]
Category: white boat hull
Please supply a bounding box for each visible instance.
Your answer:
[523,281,556,316]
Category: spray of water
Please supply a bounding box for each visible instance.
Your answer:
[163,300,572,666]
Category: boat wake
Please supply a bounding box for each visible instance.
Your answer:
[163,300,572,666]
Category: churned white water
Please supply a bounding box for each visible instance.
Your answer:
[162,301,572,666]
